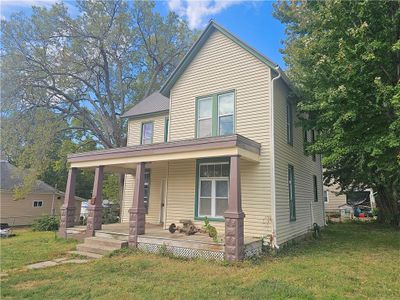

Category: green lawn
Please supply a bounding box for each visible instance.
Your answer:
[1,229,77,271]
[1,223,399,299]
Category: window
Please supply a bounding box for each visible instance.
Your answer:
[197,162,230,219]
[141,122,153,145]
[323,190,329,203]
[303,129,308,155]
[144,169,151,214]
[196,91,235,138]
[288,165,296,221]
[164,117,169,142]
[311,130,316,161]
[218,92,234,135]
[287,101,293,145]
[313,175,318,202]
[33,200,43,208]
[197,97,213,137]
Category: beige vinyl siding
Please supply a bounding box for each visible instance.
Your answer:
[121,162,167,224]
[324,184,347,212]
[168,29,273,238]
[127,114,168,146]
[273,79,324,245]
[0,192,81,226]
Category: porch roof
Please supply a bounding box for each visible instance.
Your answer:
[68,134,261,169]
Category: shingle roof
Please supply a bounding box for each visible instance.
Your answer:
[0,160,58,194]
[121,92,169,119]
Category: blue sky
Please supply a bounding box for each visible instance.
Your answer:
[0,0,286,68]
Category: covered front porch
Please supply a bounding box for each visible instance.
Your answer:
[68,222,262,259]
[59,134,261,261]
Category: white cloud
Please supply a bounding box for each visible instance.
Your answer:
[168,0,243,29]
[1,0,58,7]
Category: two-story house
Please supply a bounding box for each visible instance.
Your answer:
[59,21,324,261]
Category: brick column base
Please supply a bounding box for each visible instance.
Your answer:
[86,206,102,237]
[58,206,76,238]
[224,214,245,261]
[128,208,145,248]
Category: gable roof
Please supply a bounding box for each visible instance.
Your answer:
[121,92,169,119]
[0,160,58,194]
[160,20,291,97]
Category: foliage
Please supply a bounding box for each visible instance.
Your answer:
[1,223,399,298]
[103,174,120,203]
[274,1,400,225]
[203,217,219,243]
[0,0,196,200]
[31,215,60,232]
[102,206,120,224]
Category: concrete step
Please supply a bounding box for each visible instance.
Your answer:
[68,250,103,259]
[76,244,121,255]
[95,231,128,241]
[84,236,128,248]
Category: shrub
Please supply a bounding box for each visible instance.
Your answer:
[32,215,59,231]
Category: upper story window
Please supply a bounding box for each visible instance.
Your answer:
[286,100,293,145]
[141,122,153,145]
[198,97,213,137]
[196,91,235,138]
[311,130,316,161]
[164,117,169,142]
[218,93,234,135]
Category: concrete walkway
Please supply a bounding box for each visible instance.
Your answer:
[26,257,89,270]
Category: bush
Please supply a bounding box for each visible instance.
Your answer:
[32,215,59,231]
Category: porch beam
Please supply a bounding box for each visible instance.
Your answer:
[128,162,146,248]
[58,167,77,238]
[86,166,104,236]
[224,155,245,261]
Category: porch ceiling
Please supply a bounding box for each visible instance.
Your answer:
[68,134,261,169]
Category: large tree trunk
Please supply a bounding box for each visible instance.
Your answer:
[375,184,400,227]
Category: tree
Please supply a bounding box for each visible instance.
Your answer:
[274,1,400,225]
[1,0,196,200]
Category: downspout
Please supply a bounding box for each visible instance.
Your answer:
[270,66,281,249]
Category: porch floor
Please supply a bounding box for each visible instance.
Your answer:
[68,223,263,259]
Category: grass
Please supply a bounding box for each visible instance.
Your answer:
[1,223,399,299]
[0,229,77,271]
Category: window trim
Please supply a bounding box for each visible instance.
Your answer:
[33,200,44,208]
[313,175,318,202]
[288,164,296,221]
[141,121,154,145]
[323,190,329,203]
[311,130,316,161]
[194,157,230,222]
[164,117,169,142]
[286,100,294,146]
[195,90,236,138]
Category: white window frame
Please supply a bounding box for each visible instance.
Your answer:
[141,122,154,145]
[287,100,293,145]
[33,200,44,208]
[197,97,213,138]
[198,162,229,218]
[217,92,235,136]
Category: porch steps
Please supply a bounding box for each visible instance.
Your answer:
[95,230,128,241]
[75,236,128,256]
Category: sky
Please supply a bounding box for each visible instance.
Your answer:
[0,0,286,68]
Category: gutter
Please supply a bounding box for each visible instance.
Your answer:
[270,66,281,249]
